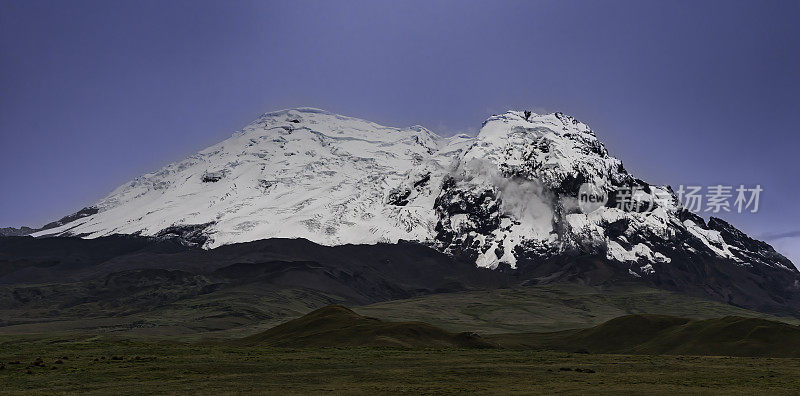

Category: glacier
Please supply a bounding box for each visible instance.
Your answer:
[32,107,795,276]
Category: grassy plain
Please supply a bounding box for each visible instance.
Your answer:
[2,336,800,395]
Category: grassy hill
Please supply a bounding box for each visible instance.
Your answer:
[490,314,800,357]
[238,304,800,357]
[353,283,800,334]
[238,305,494,348]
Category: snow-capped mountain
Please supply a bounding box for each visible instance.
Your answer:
[35,108,455,247]
[32,108,795,283]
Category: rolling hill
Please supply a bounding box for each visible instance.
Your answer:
[238,305,494,348]
[239,305,800,358]
[490,314,800,357]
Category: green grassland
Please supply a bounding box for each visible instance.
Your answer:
[4,283,800,394]
[2,336,800,395]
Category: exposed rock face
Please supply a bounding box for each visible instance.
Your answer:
[0,227,37,237]
[155,222,215,247]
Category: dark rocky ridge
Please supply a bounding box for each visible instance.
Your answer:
[0,206,98,237]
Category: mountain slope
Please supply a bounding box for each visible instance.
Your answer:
[21,108,799,314]
[2,236,798,337]
[0,236,509,335]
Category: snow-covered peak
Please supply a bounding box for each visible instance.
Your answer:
[33,108,794,277]
[251,107,441,142]
[468,110,627,193]
[477,110,593,138]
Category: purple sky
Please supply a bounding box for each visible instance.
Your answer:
[1,0,798,263]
